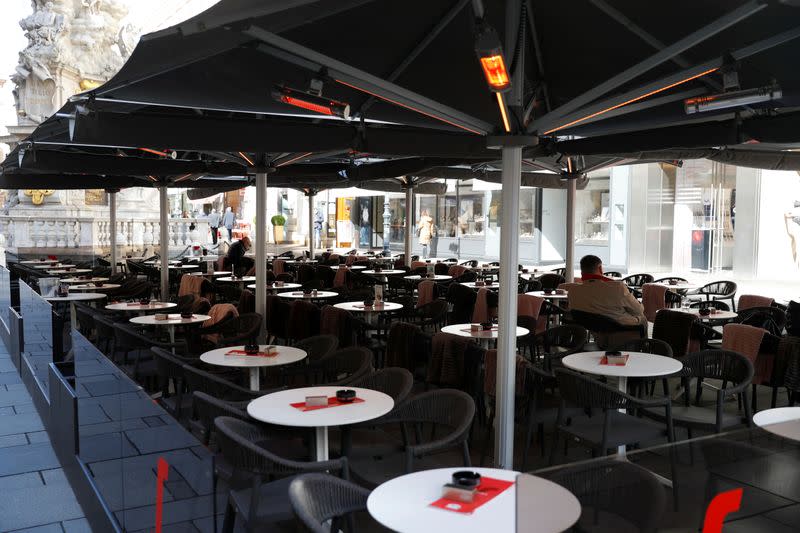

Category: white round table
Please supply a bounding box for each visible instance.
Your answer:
[330,265,365,270]
[129,313,210,345]
[43,292,107,329]
[168,264,200,270]
[106,301,177,314]
[200,345,307,390]
[277,291,338,300]
[285,259,318,265]
[190,270,231,277]
[61,277,109,284]
[461,282,500,289]
[367,467,580,533]
[753,407,800,441]
[48,269,92,275]
[334,301,403,313]
[246,282,303,291]
[562,351,682,454]
[247,386,394,460]
[442,323,528,348]
[145,260,180,266]
[70,283,120,291]
[405,274,453,281]
[654,282,700,291]
[681,308,738,321]
[33,263,75,269]
[526,290,568,300]
[217,276,256,284]
[20,259,58,265]
[362,269,405,276]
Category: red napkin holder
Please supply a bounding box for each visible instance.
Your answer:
[600,354,629,366]
[290,397,365,412]
[429,477,514,514]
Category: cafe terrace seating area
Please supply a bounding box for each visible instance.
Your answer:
[3,250,800,532]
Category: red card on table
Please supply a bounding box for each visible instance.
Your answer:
[225,349,278,357]
[290,397,365,412]
[600,354,629,366]
[429,477,514,514]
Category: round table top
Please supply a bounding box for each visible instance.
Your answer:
[753,407,800,441]
[189,270,232,277]
[168,264,200,270]
[405,274,453,281]
[367,467,580,533]
[526,290,568,299]
[681,308,738,320]
[20,259,60,265]
[654,282,701,291]
[330,265,366,270]
[145,260,180,265]
[106,301,177,312]
[362,269,405,275]
[48,269,92,275]
[247,386,394,428]
[278,291,339,299]
[461,282,500,289]
[201,345,307,369]
[247,282,303,290]
[43,292,106,302]
[562,351,683,378]
[33,261,76,270]
[441,323,529,340]
[334,301,404,312]
[284,259,318,264]
[130,313,210,326]
[217,276,256,283]
[70,283,121,291]
[61,277,110,283]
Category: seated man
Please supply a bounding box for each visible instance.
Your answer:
[568,255,646,327]
[226,236,254,276]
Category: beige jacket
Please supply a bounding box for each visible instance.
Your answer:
[417,215,434,244]
[567,279,646,326]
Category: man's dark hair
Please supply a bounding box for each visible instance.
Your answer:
[580,255,602,274]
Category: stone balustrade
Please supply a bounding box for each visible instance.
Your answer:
[0,215,211,255]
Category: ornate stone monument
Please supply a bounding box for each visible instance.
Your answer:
[0,0,174,257]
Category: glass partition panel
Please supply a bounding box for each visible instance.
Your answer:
[0,265,10,333]
[19,280,53,395]
[528,424,800,531]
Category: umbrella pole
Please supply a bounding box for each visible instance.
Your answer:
[256,171,268,343]
[307,191,315,260]
[494,145,521,469]
[109,190,117,275]
[159,186,169,301]
[566,176,576,283]
[404,184,413,267]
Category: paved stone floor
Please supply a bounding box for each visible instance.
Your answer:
[0,344,90,533]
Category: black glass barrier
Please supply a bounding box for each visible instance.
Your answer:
[525,422,800,532]
[0,265,11,335]
[19,280,54,396]
[71,330,216,531]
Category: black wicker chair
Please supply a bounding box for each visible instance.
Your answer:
[550,369,673,462]
[696,281,738,311]
[645,350,754,436]
[289,473,373,533]
[539,273,565,290]
[215,417,349,533]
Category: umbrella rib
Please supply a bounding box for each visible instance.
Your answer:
[356,0,472,118]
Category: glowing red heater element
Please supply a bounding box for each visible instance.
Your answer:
[272,86,350,119]
[480,55,510,91]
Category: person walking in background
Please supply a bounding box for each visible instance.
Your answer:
[417,209,434,259]
[222,206,235,241]
[207,208,221,245]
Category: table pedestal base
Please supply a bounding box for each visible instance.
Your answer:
[249,368,260,391]
[315,427,329,461]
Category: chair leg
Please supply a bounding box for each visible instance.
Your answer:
[752,384,758,413]
[479,407,494,467]
[221,497,236,533]
[771,386,779,409]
